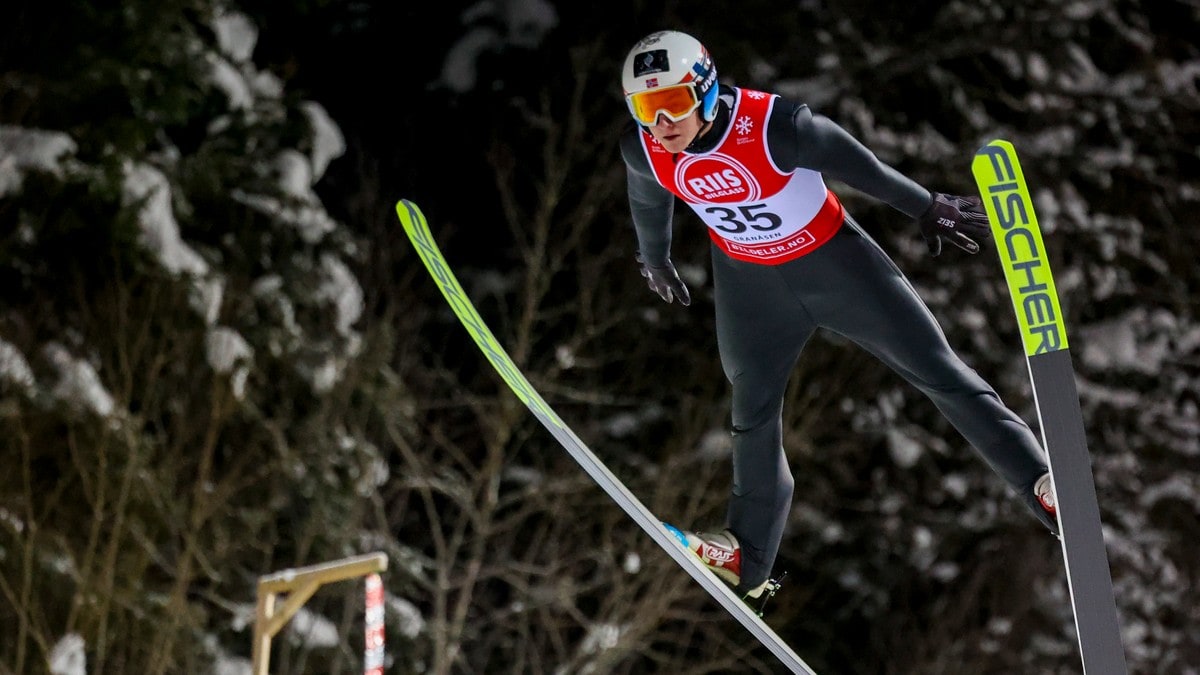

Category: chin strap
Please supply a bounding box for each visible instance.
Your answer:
[683,121,714,152]
[683,95,729,154]
[672,121,713,163]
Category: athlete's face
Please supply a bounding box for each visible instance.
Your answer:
[647,110,705,153]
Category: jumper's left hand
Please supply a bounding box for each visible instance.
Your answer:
[918,193,991,256]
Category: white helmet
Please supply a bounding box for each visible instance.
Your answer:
[622,30,719,125]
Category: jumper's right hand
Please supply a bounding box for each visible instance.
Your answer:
[636,252,691,306]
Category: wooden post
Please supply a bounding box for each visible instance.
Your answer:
[251,552,388,675]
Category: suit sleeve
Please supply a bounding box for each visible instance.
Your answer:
[619,127,677,267]
[768,101,934,219]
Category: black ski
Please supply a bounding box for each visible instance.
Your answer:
[973,140,1129,674]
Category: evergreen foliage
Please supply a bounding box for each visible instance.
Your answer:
[2,1,1197,673]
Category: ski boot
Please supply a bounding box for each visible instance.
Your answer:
[1035,472,1056,517]
[663,523,782,610]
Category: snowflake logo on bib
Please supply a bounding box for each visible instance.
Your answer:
[735,115,754,135]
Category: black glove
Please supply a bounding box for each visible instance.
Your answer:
[635,252,691,306]
[918,192,991,256]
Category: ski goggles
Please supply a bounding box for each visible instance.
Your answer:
[626,84,702,125]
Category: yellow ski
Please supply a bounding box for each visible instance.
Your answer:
[397,199,818,674]
[973,141,1128,675]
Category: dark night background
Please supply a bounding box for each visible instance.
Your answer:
[2,1,1198,673]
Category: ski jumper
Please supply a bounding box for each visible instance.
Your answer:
[620,86,1051,591]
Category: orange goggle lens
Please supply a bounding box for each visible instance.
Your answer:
[626,84,701,125]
